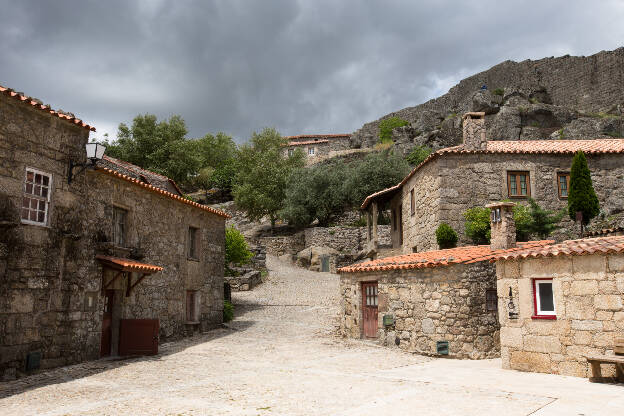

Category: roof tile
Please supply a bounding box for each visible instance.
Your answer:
[493,235,624,261]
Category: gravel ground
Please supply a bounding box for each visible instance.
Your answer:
[1,256,623,415]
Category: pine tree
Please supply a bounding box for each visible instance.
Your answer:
[526,198,565,239]
[567,151,600,225]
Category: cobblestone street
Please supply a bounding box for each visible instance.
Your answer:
[1,256,623,415]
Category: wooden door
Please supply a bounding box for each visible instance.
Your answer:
[118,319,159,356]
[362,282,379,338]
[100,290,114,357]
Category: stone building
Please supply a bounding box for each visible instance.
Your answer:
[493,235,624,378]
[282,134,351,160]
[338,202,551,359]
[0,85,228,379]
[362,112,624,253]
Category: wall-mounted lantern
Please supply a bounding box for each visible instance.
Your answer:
[507,286,518,319]
[68,142,106,184]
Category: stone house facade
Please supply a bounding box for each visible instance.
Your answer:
[0,85,228,379]
[338,202,552,359]
[282,134,351,160]
[494,236,624,378]
[362,112,624,253]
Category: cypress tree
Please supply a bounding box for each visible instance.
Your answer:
[567,151,600,225]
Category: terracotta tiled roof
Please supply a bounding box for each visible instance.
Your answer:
[99,156,183,196]
[96,166,230,219]
[492,235,624,261]
[361,138,624,209]
[0,84,95,131]
[96,255,163,273]
[338,241,553,273]
[284,134,350,140]
[285,140,330,146]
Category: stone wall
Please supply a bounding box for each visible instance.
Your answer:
[400,152,624,253]
[259,232,305,256]
[496,253,624,377]
[304,225,391,253]
[339,261,500,359]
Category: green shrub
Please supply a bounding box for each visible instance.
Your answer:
[492,88,504,96]
[223,300,234,322]
[225,226,253,267]
[406,145,432,166]
[568,151,600,225]
[436,223,458,249]
[464,207,491,244]
[378,117,408,143]
[526,198,565,238]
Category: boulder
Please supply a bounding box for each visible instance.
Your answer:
[296,246,339,271]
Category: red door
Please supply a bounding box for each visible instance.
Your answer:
[118,319,159,356]
[100,290,114,357]
[362,282,379,338]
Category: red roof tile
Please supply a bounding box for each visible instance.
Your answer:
[96,255,163,273]
[0,84,95,131]
[492,235,624,261]
[361,138,624,209]
[285,140,330,146]
[96,166,230,219]
[338,241,553,273]
[284,134,350,140]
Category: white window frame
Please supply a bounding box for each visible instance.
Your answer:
[307,147,316,156]
[534,278,556,318]
[21,167,53,226]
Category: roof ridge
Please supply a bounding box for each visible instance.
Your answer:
[102,155,171,180]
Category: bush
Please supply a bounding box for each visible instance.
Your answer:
[492,88,504,96]
[406,145,432,166]
[225,226,253,267]
[568,151,600,225]
[223,300,234,322]
[526,198,565,238]
[378,117,408,143]
[436,223,458,249]
[464,207,491,244]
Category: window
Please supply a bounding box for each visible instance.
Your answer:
[112,207,127,246]
[507,171,530,197]
[188,226,199,259]
[557,172,570,198]
[21,168,52,226]
[364,285,378,306]
[288,148,294,157]
[533,279,556,319]
[486,289,498,312]
[410,189,415,215]
[308,147,315,156]
[186,290,200,322]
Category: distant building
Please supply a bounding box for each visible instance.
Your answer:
[0,84,228,379]
[282,134,351,160]
[362,112,624,253]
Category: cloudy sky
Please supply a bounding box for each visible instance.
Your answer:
[2,1,623,143]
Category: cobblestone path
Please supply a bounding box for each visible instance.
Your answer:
[1,256,623,415]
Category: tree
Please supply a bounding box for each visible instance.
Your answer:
[225,226,253,267]
[464,207,491,244]
[343,150,410,207]
[406,145,432,166]
[281,161,349,228]
[568,150,600,225]
[196,132,237,170]
[436,223,458,249]
[378,116,408,143]
[232,128,305,230]
[526,198,565,238]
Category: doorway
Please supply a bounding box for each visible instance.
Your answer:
[361,282,379,338]
[100,289,114,357]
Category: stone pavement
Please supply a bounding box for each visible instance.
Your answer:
[0,255,622,415]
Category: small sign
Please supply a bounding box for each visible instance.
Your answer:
[383,314,394,326]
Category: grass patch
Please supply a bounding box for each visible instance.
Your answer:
[492,88,504,96]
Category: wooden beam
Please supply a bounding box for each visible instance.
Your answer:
[126,273,148,297]
[103,271,123,292]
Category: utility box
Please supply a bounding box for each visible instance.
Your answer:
[436,341,449,355]
[383,314,394,327]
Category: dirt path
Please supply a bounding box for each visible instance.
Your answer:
[1,256,622,415]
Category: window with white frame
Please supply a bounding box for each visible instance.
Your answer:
[288,148,294,157]
[21,168,52,225]
[533,279,556,318]
[308,147,315,156]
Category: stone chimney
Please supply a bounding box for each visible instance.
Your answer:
[486,202,516,250]
[462,112,487,150]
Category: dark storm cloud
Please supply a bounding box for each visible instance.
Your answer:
[1,0,623,142]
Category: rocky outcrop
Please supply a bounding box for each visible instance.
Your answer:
[350,48,624,155]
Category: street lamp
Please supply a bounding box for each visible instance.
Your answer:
[68,142,106,184]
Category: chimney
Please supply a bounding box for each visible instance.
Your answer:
[486,202,516,250]
[462,112,487,150]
